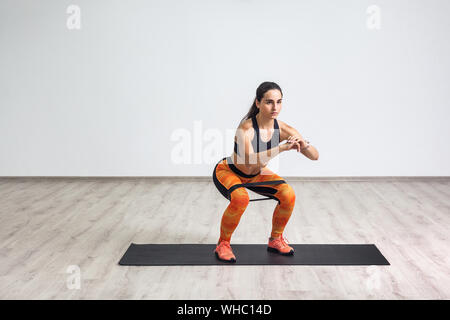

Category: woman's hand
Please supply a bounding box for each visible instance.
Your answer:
[281,138,301,152]
[287,135,310,152]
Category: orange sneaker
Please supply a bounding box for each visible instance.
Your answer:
[214,239,236,263]
[267,235,294,255]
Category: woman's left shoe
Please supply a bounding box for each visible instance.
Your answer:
[267,235,294,255]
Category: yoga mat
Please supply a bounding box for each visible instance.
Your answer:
[119,243,390,266]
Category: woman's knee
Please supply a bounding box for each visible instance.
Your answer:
[278,184,296,204]
[229,189,250,208]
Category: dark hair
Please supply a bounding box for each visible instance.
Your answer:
[240,81,283,124]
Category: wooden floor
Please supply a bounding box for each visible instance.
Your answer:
[0,177,449,299]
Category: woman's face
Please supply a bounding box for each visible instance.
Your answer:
[256,89,282,119]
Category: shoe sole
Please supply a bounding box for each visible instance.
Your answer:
[215,251,236,263]
[267,246,294,256]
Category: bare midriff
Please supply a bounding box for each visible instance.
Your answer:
[228,152,265,176]
[228,117,277,176]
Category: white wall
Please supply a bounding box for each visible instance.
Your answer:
[1,0,449,177]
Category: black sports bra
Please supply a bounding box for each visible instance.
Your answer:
[234,114,281,156]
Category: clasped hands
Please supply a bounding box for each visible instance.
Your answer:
[284,135,310,152]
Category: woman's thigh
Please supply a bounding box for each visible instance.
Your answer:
[213,159,249,200]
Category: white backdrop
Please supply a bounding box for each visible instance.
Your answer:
[1,0,449,177]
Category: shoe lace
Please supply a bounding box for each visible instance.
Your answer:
[271,235,289,247]
[218,241,231,251]
[280,236,289,246]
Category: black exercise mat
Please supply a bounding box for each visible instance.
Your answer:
[118,243,390,266]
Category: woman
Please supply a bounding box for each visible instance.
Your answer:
[212,81,319,263]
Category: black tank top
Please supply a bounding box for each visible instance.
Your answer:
[234,114,281,156]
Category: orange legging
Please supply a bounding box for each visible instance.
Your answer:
[213,157,296,241]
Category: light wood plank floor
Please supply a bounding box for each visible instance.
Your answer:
[0,177,449,299]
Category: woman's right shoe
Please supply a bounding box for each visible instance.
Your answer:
[214,239,236,263]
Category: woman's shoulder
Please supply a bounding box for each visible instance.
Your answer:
[237,118,255,131]
[235,118,255,140]
[276,119,287,129]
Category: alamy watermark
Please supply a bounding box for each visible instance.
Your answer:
[66,5,81,30]
[170,120,287,173]
[66,265,81,290]
[366,5,381,30]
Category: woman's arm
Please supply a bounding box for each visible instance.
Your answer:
[279,120,319,160]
